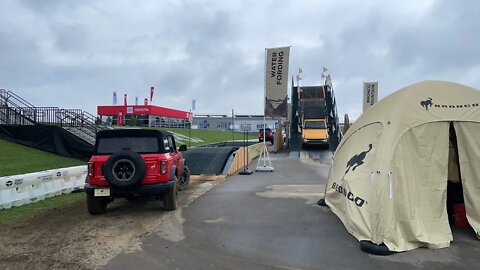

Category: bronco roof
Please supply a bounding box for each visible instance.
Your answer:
[96,129,169,139]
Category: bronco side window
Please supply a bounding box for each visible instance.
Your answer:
[167,136,176,153]
[163,138,170,151]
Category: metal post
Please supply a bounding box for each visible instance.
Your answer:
[239,130,253,175]
[232,109,235,143]
[189,109,192,148]
[289,76,300,157]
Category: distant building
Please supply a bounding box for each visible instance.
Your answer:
[97,103,284,132]
[192,114,278,132]
[97,105,190,128]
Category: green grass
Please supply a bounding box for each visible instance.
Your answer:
[154,128,257,147]
[0,129,252,177]
[0,193,85,225]
[0,139,86,177]
[0,128,255,222]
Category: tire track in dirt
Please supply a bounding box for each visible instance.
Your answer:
[0,180,218,270]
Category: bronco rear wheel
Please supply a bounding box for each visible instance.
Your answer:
[163,176,178,211]
[87,194,108,215]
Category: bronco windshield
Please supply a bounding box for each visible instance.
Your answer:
[96,137,159,154]
[258,128,272,134]
[305,121,326,129]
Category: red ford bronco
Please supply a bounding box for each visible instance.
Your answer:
[258,128,274,145]
[84,129,190,215]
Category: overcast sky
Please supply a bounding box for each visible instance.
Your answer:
[1,0,479,120]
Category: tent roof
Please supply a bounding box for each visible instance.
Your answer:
[341,80,480,150]
[326,80,480,252]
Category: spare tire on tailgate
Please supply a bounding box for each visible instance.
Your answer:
[103,150,146,190]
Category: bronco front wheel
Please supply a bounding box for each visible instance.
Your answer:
[178,166,190,191]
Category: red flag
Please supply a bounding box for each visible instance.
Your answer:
[144,98,148,105]
[150,86,154,102]
[124,94,127,106]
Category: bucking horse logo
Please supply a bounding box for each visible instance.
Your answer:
[420,97,433,110]
[344,144,372,177]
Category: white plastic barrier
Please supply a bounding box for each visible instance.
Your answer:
[0,165,87,209]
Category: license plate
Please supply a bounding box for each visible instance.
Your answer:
[94,188,110,197]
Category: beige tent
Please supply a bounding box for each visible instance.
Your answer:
[325,80,480,252]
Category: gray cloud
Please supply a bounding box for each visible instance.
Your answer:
[1,0,479,120]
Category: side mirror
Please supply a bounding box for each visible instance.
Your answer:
[179,145,188,151]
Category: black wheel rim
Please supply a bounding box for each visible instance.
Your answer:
[179,170,187,186]
[112,159,136,182]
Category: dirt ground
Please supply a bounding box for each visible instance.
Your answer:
[0,180,220,270]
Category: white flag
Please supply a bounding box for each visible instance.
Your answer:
[323,66,328,73]
[296,67,303,81]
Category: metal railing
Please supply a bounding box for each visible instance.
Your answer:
[0,89,110,144]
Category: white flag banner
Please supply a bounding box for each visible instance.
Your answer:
[363,82,378,112]
[265,46,290,117]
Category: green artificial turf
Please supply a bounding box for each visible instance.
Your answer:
[158,128,257,147]
[0,139,85,177]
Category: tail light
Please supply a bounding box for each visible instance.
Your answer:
[160,160,168,175]
[88,162,94,177]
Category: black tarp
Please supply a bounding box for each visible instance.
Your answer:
[183,147,238,175]
[0,124,93,161]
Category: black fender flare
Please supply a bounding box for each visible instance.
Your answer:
[169,165,177,181]
[179,158,185,177]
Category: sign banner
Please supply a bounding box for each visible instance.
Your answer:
[265,46,290,117]
[363,82,378,112]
